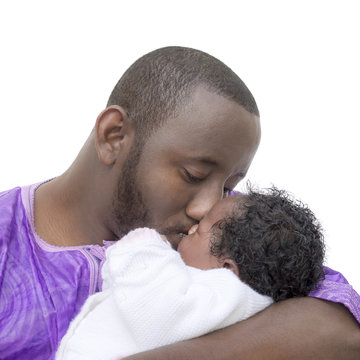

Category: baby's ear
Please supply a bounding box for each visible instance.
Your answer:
[222,258,240,277]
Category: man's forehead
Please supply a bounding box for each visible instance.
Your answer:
[179,87,257,123]
[152,89,259,149]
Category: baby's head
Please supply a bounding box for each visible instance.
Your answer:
[177,186,325,302]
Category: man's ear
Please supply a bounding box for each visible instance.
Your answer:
[94,105,134,166]
[222,258,240,277]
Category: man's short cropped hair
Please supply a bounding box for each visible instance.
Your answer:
[107,46,259,143]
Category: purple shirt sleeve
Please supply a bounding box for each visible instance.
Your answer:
[309,266,360,323]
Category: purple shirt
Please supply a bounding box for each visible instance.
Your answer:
[0,183,359,360]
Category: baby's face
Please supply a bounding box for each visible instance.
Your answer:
[177,195,241,270]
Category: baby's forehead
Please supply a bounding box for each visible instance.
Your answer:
[224,193,247,207]
[210,194,247,218]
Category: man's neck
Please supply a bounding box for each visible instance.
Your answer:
[34,175,116,247]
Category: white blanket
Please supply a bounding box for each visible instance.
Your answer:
[56,228,272,360]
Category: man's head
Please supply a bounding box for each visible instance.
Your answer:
[107,46,259,147]
[93,47,261,245]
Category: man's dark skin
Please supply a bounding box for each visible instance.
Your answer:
[125,298,360,360]
[35,86,360,358]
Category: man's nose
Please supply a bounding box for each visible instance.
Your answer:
[186,187,222,222]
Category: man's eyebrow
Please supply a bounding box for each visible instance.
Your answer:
[191,157,218,166]
[191,157,246,178]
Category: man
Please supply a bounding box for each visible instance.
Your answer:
[0,47,359,359]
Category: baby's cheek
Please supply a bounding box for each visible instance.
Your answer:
[177,238,191,263]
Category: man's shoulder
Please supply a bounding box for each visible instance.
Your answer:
[0,185,22,201]
[0,182,42,234]
[310,266,360,324]
[0,186,28,250]
[0,186,23,227]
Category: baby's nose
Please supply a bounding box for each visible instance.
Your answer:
[188,224,199,235]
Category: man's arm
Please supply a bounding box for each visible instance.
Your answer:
[123,297,360,360]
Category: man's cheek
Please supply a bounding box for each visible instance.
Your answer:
[143,177,186,218]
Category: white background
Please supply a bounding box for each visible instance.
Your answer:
[1,1,359,291]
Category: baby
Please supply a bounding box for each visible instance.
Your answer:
[56,186,325,360]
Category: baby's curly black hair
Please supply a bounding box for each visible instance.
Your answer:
[210,186,325,302]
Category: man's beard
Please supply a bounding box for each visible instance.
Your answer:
[111,143,152,237]
[111,141,193,246]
